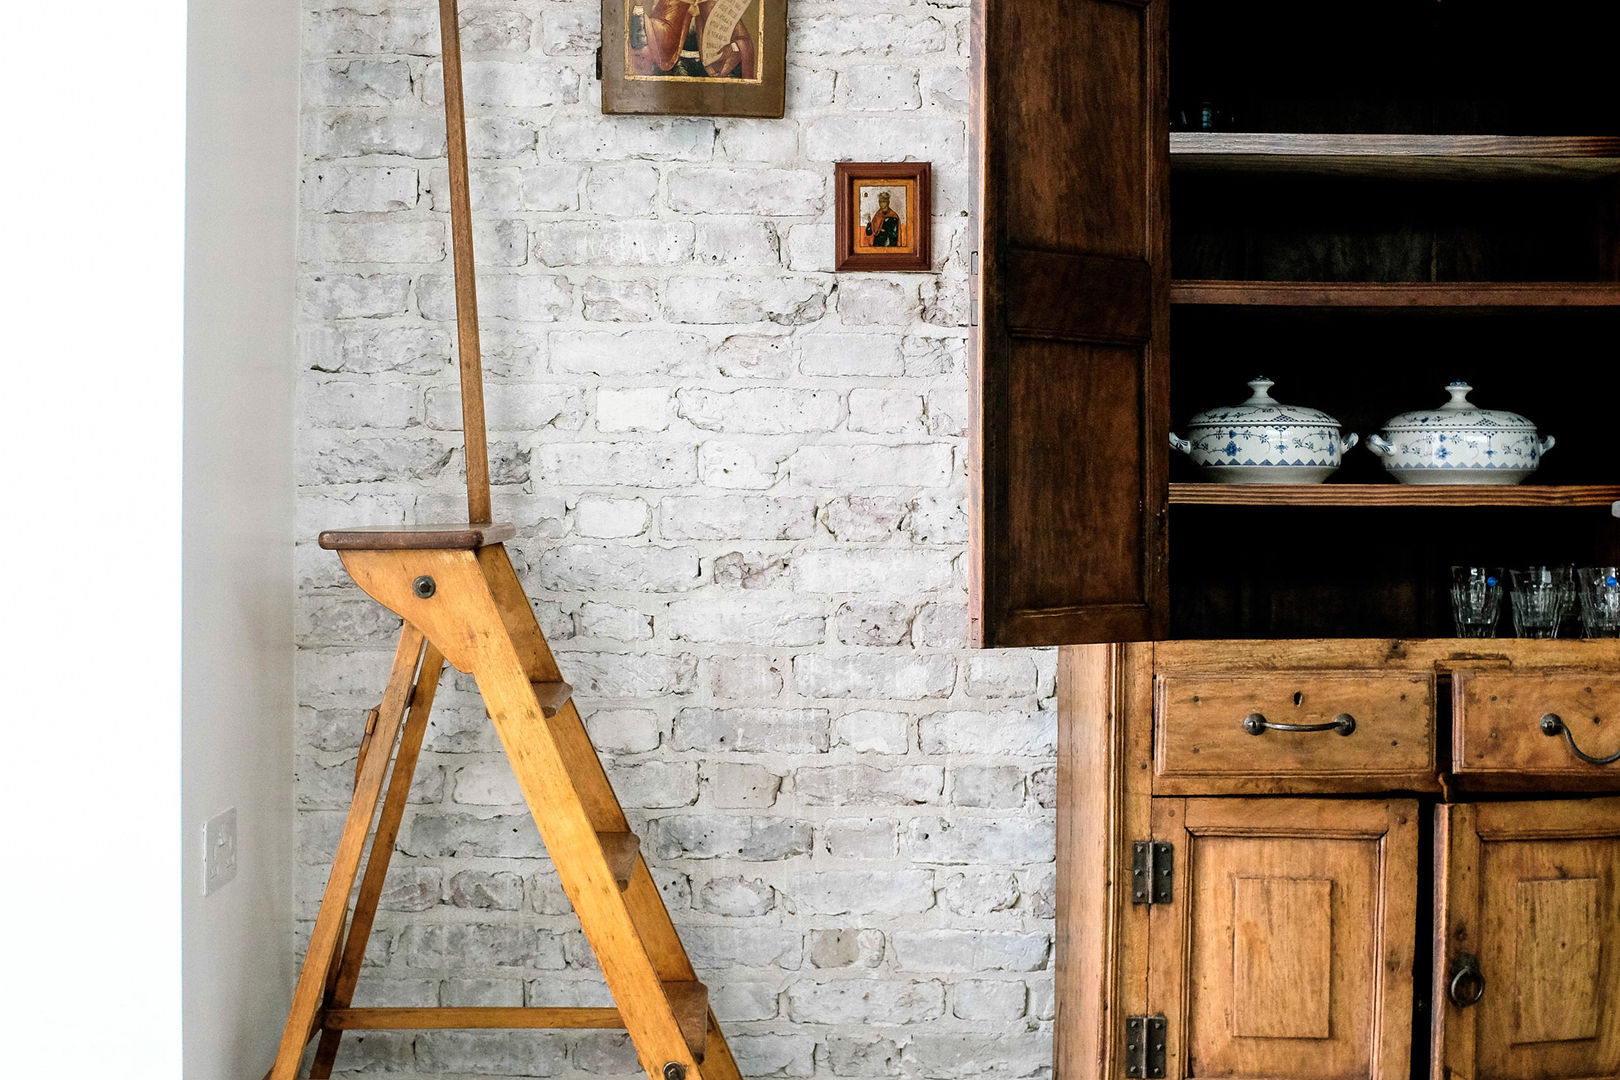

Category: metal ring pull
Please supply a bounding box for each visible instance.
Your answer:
[1448,953,1485,1008]
[1540,713,1620,766]
[1242,712,1357,737]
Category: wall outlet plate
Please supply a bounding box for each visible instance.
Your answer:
[203,806,238,896]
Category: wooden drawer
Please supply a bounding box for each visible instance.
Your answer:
[1154,670,1437,794]
[1454,670,1620,789]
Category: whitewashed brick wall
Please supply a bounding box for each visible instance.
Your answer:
[295,1,1056,1076]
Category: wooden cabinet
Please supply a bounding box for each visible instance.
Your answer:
[1059,641,1620,1080]
[971,0,1620,647]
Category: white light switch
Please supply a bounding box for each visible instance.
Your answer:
[203,807,238,896]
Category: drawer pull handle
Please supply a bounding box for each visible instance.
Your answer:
[1540,713,1620,766]
[1448,953,1486,1008]
[1242,712,1356,737]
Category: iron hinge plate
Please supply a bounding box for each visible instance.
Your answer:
[1132,841,1173,905]
[1124,1014,1167,1079]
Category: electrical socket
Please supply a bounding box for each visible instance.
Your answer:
[203,807,238,896]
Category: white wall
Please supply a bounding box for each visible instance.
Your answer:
[182,0,300,1075]
[3,3,187,1075]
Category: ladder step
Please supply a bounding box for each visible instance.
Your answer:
[598,831,640,891]
[325,984,710,1060]
[530,679,572,717]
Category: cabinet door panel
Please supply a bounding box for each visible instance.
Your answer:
[1150,798,1418,1080]
[1435,799,1620,1080]
[971,0,1170,647]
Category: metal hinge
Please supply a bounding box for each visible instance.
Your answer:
[969,249,980,327]
[1131,840,1173,905]
[1124,1015,1168,1079]
[595,46,603,80]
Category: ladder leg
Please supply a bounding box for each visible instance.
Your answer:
[269,626,426,1080]
[308,645,446,1079]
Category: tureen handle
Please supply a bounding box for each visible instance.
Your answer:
[1169,433,1193,455]
[1366,434,1396,458]
[1538,434,1556,456]
[1339,432,1360,455]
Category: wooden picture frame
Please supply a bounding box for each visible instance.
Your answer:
[834,162,933,272]
[600,0,786,117]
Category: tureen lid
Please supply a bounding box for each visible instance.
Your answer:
[1381,381,1537,432]
[1186,377,1341,428]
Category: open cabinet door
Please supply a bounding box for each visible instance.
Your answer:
[970,0,1171,648]
[1435,799,1620,1080]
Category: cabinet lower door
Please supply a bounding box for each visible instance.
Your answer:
[1435,799,1620,1080]
[1149,798,1418,1080]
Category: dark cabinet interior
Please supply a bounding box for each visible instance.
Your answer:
[972,0,1620,646]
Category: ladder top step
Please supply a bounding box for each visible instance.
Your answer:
[598,831,641,892]
[318,522,515,551]
[531,680,572,718]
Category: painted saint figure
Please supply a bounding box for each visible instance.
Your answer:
[864,191,901,248]
[628,0,756,79]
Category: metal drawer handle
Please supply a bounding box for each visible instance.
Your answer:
[1448,953,1485,1008]
[1243,712,1357,737]
[1540,713,1620,766]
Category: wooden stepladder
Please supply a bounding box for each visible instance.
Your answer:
[268,3,742,1077]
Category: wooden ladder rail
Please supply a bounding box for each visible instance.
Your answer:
[267,538,743,1080]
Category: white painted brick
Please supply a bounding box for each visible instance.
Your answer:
[911,601,969,648]
[304,58,413,106]
[924,65,971,111]
[665,594,825,646]
[648,815,813,861]
[309,113,443,159]
[794,549,954,595]
[941,871,1021,917]
[698,875,777,917]
[561,651,699,697]
[425,384,584,432]
[785,64,837,108]
[296,431,453,485]
[848,388,924,434]
[964,652,1041,697]
[582,708,663,754]
[903,494,968,544]
[903,333,966,376]
[697,440,790,489]
[443,978,524,1007]
[458,9,533,52]
[838,276,921,325]
[796,764,943,806]
[694,218,782,267]
[417,272,572,322]
[809,929,885,970]
[903,1034,1052,1079]
[596,387,670,433]
[826,1034,901,1076]
[834,601,913,646]
[892,929,1048,972]
[799,333,905,377]
[662,495,817,541]
[818,496,906,541]
[712,982,781,1021]
[793,654,956,700]
[608,759,699,808]
[702,762,783,808]
[535,544,699,592]
[299,379,419,429]
[516,165,585,211]
[447,870,524,911]
[919,709,1055,756]
[784,980,945,1026]
[833,710,910,754]
[794,14,948,57]
[451,761,522,806]
[533,443,697,487]
[673,708,830,753]
[539,9,596,55]
[783,222,835,272]
[951,764,1027,809]
[712,551,791,589]
[903,816,1056,865]
[299,272,412,318]
[789,869,935,916]
[733,1034,816,1078]
[664,275,829,326]
[667,168,824,217]
[582,277,660,322]
[584,163,660,217]
[303,324,450,375]
[546,117,715,162]
[532,220,695,267]
[306,7,439,54]
[786,443,953,489]
[551,329,714,377]
[705,655,785,699]
[402,812,546,859]
[715,119,801,162]
[714,333,795,379]
[301,165,417,213]
[820,818,898,860]
[397,922,563,969]
[677,387,841,434]
[422,60,579,109]
[417,1032,568,1076]
[572,496,651,538]
[683,926,803,970]
[842,65,922,110]
[804,115,966,164]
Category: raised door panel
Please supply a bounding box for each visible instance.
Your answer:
[1149,798,1418,1080]
[970,0,1170,647]
[1435,799,1620,1080]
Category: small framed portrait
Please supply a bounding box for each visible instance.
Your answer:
[834,162,933,272]
[600,0,787,117]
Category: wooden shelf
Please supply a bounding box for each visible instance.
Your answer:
[1169,483,1620,508]
[1170,133,1620,179]
[1169,281,1620,309]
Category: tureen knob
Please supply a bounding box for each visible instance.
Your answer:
[1446,381,1474,405]
[1244,377,1276,404]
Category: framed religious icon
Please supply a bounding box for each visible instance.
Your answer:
[600,0,787,117]
[834,162,933,272]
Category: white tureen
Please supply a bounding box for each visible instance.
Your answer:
[1367,381,1553,485]
[1170,377,1358,484]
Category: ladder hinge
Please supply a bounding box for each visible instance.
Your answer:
[1124,1015,1167,1079]
[595,46,603,80]
[1131,840,1173,905]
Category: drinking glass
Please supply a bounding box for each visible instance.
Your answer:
[1450,566,1503,638]
[1577,566,1620,637]
[1510,567,1567,638]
